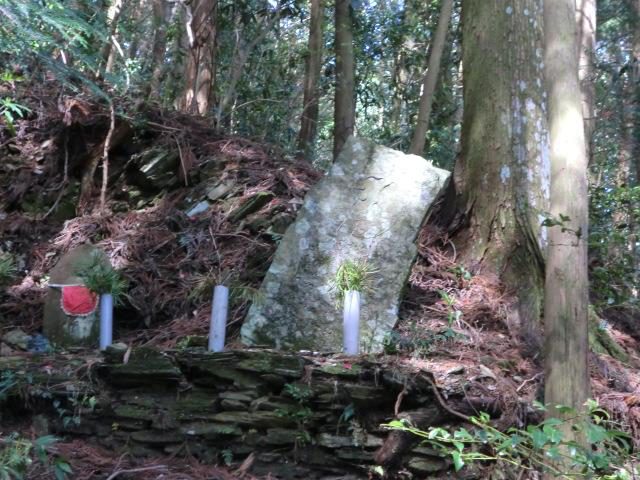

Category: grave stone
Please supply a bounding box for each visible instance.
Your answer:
[43,244,108,347]
[241,136,450,352]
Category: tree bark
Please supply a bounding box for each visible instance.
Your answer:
[97,0,125,79]
[408,0,454,156]
[576,0,596,165]
[147,0,172,99]
[214,9,280,127]
[175,0,217,116]
[543,0,591,442]
[447,0,550,340]
[627,0,640,186]
[296,0,324,160]
[333,0,355,160]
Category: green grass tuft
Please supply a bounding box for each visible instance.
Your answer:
[330,259,376,307]
[0,253,16,285]
[75,252,127,304]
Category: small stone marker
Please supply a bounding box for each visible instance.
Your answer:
[43,244,109,347]
[241,136,450,352]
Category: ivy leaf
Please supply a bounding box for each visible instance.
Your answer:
[585,424,607,444]
[451,451,465,471]
[542,424,563,444]
[529,427,547,449]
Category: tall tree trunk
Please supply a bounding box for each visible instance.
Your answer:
[576,0,596,165]
[632,0,640,185]
[147,0,172,99]
[543,0,591,441]
[447,0,550,341]
[388,5,410,133]
[632,0,640,289]
[215,9,280,127]
[175,0,217,115]
[296,0,324,159]
[97,0,125,79]
[408,0,454,155]
[333,0,355,159]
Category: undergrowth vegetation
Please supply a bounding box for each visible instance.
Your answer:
[384,400,638,479]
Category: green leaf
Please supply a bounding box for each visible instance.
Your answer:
[554,404,576,415]
[385,420,406,429]
[542,424,563,444]
[451,451,464,471]
[585,424,608,444]
[453,428,474,442]
[529,427,547,449]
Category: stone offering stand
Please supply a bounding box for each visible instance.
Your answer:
[0,347,503,479]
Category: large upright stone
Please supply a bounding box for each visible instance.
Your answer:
[241,137,450,352]
[43,244,108,347]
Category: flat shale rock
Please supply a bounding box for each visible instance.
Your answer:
[242,136,450,352]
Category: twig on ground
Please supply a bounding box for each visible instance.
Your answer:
[105,465,167,480]
[516,372,543,393]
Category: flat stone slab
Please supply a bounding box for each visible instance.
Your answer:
[241,136,450,352]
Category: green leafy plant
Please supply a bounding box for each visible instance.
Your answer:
[75,252,127,304]
[383,400,636,479]
[0,371,17,402]
[541,212,582,239]
[278,384,314,448]
[220,448,233,466]
[438,289,463,333]
[0,254,16,285]
[450,265,472,281]
[0,433,72,480]
[0,98,31,135]
[330,259,377,307]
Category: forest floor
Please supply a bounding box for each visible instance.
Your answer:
[2,83,640,478]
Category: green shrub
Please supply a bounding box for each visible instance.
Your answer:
[383,400,637,479]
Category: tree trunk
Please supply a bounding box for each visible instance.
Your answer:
[333,0,355,160]
[175,0,217,116]
[447,0,550,340]
[296,0,324,160]
[97,0,125,79]
[214,9,280,127]
[388,5,411,133]
[632,0,640,289]
[576,0,596,165]
[147,0,172,99]
[635,0,640,183]
[543,0,591,442]
[408,0,454,156]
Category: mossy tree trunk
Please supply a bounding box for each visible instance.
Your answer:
[296,0,324,159]
[333,0,355,160]
[447,0,550,338]
[147,0,172,99]
[543,0,591,443]
[408,0,454,156]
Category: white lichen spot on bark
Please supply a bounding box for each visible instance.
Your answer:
[500,165,512,182]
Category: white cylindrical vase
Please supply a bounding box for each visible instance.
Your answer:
[99,293,113,350]
[343,290,361,355]
[209,285,229,352]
